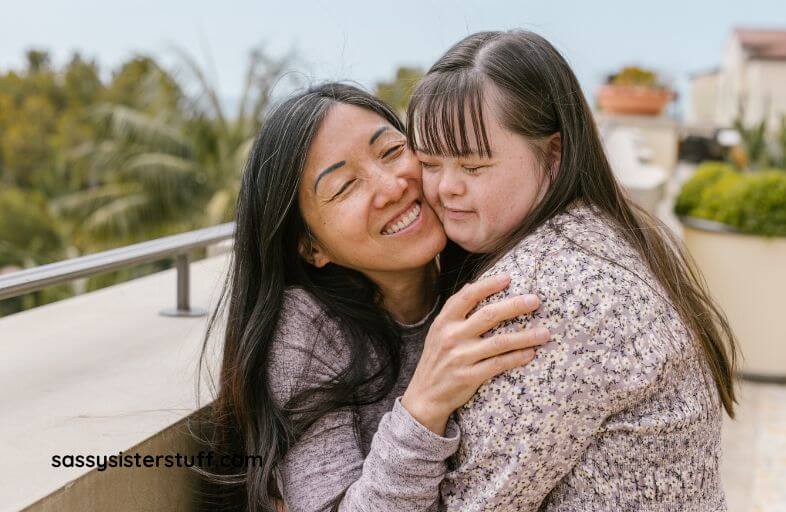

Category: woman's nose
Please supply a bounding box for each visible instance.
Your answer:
[372,169,408,209]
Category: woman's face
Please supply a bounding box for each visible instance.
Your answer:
[417,99,556,253]
[298,103,446,278]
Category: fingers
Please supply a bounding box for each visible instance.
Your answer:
[463,294,541,337]
[472,348,537,382]
[466,327,550,362]
[441,273,511,320]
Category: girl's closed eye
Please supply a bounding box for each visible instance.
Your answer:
[462,165,487,175]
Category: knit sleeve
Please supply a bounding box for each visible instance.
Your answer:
[268,287,460,512]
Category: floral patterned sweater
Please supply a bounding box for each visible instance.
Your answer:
[441,203,727,511]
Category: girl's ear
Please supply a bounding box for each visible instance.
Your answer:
[298,235,331,268]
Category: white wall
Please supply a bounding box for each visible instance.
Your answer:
[713,33,786,129]
[688,72,719,125]
[748,60,786,132]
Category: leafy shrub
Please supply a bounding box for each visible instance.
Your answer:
[674,162,733,216]
[675,162,786,237]
[734,171,786,236]
[609,66,661,88]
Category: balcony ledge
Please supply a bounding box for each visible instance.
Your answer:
[0,254,228,511]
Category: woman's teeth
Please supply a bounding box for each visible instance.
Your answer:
[382,202,421,235]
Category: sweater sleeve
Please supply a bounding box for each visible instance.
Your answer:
[440,243,677,511]
[268,288,460,512]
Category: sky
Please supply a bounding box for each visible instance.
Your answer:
[2,0,786,116]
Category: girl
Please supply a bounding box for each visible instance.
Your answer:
[407,30,737,511]
[199,83,549,512]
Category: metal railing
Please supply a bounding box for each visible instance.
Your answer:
[0,223,235,317]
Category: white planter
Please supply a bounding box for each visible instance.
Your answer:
[681,217,786,381]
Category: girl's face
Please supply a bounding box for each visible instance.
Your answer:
[417,100,558,253]
[298,103,446,278]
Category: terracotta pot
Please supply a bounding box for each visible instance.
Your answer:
[597,85,673,116]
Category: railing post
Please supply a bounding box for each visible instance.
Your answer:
[160,253,207,317]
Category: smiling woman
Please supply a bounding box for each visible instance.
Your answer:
[198,83,549,512]
[296,102,446,315]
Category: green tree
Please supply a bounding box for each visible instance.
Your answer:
[55,47,295,248]
[375,66,423,115]
[0,46,298,315]
[0,187,72,317]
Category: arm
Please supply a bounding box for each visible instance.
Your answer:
[269,290,460,512]
[442,247,670,511]
[277,396,460,512]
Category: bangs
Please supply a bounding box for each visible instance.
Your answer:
[407,72,492,159]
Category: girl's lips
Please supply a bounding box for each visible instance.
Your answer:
[443,207,475,221]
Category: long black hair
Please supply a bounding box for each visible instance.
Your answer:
[198,83,409,511]
[407,30,737,417]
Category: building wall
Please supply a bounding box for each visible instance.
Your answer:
[712,33,786,129]
[688,72,719,125]
[716,36,746,126]
[747,60,786,132]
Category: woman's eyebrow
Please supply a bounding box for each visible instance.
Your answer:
[369,126,389,145]
[313,160,346,193]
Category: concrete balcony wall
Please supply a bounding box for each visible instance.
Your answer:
[0,254,229,512]
[23,412,208,512]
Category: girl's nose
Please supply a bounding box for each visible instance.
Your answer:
[439,168,466,198]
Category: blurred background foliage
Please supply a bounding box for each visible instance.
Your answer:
[0,47,295,315]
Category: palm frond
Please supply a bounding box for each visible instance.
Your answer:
[93,104,192,156]
[232,137,255,173]
[51,182,144,216]
[125,152,197,178]
[83,193,150,238]
[170,46,227,132]
[249,51,294,126]
[123,152,201,205]
[206,188,237,225]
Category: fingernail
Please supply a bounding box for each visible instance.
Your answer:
[524,295,539,308]
[497,273,510,283]
[535,327,550,341]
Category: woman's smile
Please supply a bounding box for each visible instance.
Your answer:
[381,200,423,236]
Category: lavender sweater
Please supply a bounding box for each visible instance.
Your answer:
[268,288,459,511]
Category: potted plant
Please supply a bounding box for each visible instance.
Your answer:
[597,66,674,116]
[675,161,786,380]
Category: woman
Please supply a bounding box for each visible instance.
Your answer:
[199,83,549,512]
[407,30,737,511]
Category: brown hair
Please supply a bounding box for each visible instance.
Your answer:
[407,30,737,416]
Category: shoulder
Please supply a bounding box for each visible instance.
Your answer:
[275,287,348,358]
[479,205,674,340]
[484,205,634,292]
[278,286,336,336]
[268,287,351,406]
